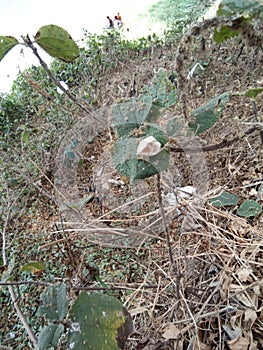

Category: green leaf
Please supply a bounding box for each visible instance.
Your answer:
[111,97,152,138]
[112,137,169,183]
[0,36,19,61]
[243,87,263,99]
[217,0,263,20]
[144,67,178,107]
[189,92,230,134]
[20,261,45,275]
[209,191,239,207]
[21,131,30,143]
[34,25,79,62]
[38,323,64,350]
[69,292,133,350]
[237,200,262,217]
[166,116,185,136]
[214,25,241,43]
[141,123,168,147]
[37,283,67,321]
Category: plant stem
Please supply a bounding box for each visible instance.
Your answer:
[156,174,180,301]
[23,35,106,125]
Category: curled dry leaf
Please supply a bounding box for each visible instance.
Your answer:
[129,306,149,317]
[227,336,250,350]
[136,136,161,158]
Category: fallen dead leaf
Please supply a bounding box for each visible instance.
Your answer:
[237,267,253,282]
[227,336,250,350]
[129,306,149,317]
[162,323,180,340]
[244,308,257,330]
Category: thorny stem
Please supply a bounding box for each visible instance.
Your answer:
[156,174,180,301]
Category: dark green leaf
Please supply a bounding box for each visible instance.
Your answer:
[111,97,152,138]
[189,92,230,134]
[237,200,262,217]
[0,36,19,61]
[112,137,169,183]
[209,191,239,207]
[141,123,168,147]
[38,323,64,350]
[37,283,67,321]
[69,292,133,350]
[34,25,79,62]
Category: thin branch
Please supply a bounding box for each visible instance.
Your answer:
[252,100,263,145]
[169,125,262,153]
[23,35,106,126]
[1,181,39,349]
[8,286,39,349]
[156,174,180,302]
[0,280,158,291]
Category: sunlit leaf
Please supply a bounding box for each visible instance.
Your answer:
[34,25,79,62]
[214,26,241,43]
[243,87,263,98]
[21,131,30,143]
[0,36,19,61]
[21,261,45,275]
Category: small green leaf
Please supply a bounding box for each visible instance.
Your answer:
[38,323,64,350]
[0,36,19,61]
[34,25,79,62]
[21,261,45,275]
[237,200,262,217]
[69,292,133,350]
[214,26,241,44]
[189,92,230,134]
[243,87,263,99]
[209,191,239,207]
[37,283,67,321]
[21,131,30,143]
